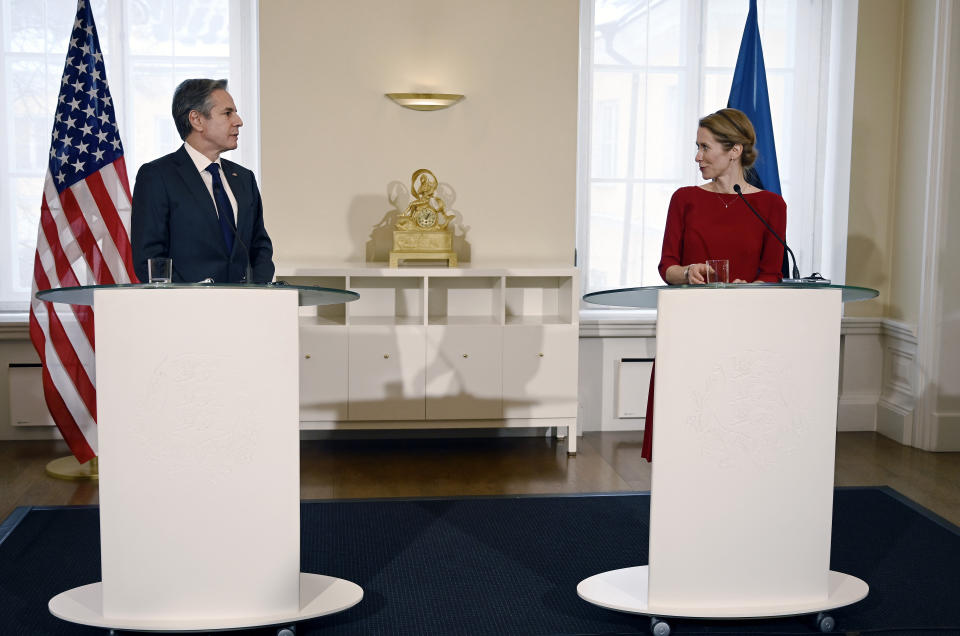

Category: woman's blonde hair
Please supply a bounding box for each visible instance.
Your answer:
[698,108,757,169]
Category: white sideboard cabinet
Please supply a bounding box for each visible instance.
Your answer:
[278,263,580,453]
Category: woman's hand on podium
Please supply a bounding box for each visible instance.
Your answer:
[684,263,711,285]
[666,262,719,285]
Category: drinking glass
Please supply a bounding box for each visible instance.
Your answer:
[147,257,173,284]
[705,259,729,285]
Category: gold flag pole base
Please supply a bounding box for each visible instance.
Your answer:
[45,456,99,481]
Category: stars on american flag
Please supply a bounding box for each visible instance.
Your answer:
[47,0,123,193]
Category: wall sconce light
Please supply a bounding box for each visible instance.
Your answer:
[385,93,465,111]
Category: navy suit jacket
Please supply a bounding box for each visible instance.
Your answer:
[131,145,275,283]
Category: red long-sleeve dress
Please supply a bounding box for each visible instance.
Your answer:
[641,186,787,461]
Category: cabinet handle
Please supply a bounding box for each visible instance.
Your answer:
[304,354,311,359]
[383,353,390,359]
[538,353,544,357]
[462,353,469,358]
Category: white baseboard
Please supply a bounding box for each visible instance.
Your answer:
[933,412,960,451]
[877,398,913,445]
[836,397,877,431]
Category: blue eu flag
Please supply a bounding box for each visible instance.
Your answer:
[728,0,789,277]
[727,0,780,196]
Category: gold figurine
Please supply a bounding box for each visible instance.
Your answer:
[389,169,457,267]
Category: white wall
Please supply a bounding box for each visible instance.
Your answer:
[844,0,960,450]
[846,0,902,319]
[933,0,960,445]
[258,0,579,266]
[888,0,938,326]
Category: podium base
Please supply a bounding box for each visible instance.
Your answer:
[48,572,363,631]
[577,566,868,619]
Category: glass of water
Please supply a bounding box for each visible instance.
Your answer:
[705,259,729,286]
[147,257,173,284]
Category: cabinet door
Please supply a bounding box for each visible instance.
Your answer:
[299,324,348,421]
[502,325,578,418]
[348,325,426,420]
[426,325,502,420]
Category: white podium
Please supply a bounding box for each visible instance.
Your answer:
[578,284,877,634]
[38,283,363,633]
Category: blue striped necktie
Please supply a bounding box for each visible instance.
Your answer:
[205,163,235,254]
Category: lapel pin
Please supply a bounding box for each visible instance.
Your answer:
[231,172,238,177]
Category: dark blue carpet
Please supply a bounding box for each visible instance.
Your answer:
[1,487,958,635]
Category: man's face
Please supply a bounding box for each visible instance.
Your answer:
[191,89,243,157]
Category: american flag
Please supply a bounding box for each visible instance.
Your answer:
[29,0,138,464]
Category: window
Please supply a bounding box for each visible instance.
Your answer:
[0,0,258,311]
[579,0,842,295]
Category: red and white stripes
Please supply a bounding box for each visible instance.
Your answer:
[29,157,136,463]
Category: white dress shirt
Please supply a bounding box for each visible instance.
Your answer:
[183,141,238,225]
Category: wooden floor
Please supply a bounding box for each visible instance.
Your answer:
[2,431,959,527]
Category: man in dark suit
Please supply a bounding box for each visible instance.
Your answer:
[131,79,274,283]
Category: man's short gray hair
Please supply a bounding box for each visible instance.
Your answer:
[171,79,229,140]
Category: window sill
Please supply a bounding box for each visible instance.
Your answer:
[0,312,29,324]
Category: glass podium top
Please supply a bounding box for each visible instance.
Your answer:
[35,283,359,308]
[583,282,878,310]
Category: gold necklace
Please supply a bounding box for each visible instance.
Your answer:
[712,184,737,209]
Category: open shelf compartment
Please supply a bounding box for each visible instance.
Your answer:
[347,276,424,326]
[427,276,503,325]
[504,276,574,325]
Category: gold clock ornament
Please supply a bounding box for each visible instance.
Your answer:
[389,168,458,267]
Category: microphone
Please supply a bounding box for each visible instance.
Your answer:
[212,179,254,284]
[733,184,805,283]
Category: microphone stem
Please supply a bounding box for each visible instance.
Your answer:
[733,185,800,280]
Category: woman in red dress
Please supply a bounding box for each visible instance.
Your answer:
[641,108,786,461]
